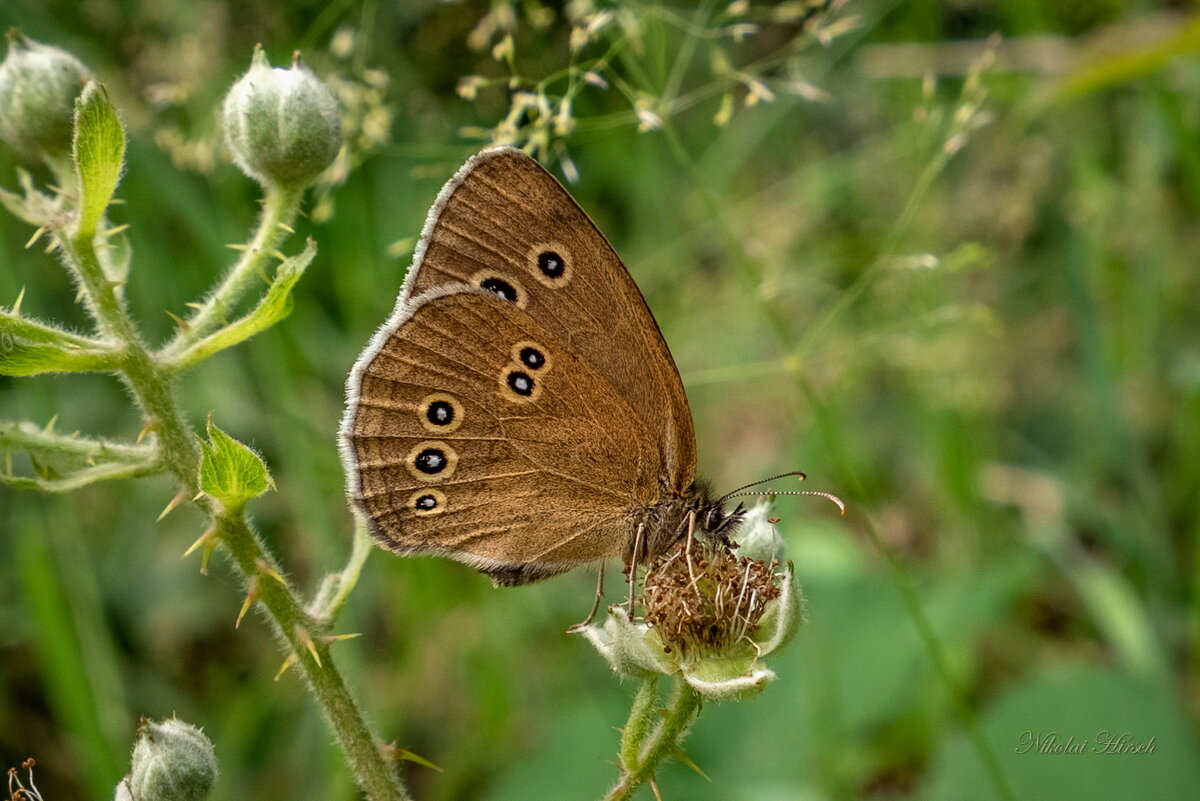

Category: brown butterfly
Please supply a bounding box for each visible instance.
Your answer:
[339,147,750,595]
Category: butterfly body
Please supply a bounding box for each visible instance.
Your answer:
[340,147,738,586]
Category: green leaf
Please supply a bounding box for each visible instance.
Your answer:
[170,240,317,370]
[197,418,273,512]
[0,335,117,376]
[72,81,125,240]
[1,308,113,375]
[1,309,103,348]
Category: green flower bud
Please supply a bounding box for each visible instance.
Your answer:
[126,718,218,801]
[222,46,342,189]
[0,29,93,161]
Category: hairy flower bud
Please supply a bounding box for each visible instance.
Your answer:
[122,718,218,801]
[222,46,342,190]
[0,29,92,161]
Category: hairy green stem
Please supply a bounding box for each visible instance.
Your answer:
[217,512,408,801]
[50,212,409,801]
[166,184,304,354]
[312,523,376,622]
[619,677,659,771]
[2,458,161,492]
[605,678,701,801]
[0,420,154,463]
[59,232,199,480]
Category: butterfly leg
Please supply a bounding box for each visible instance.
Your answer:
[625,523,646,617]
[566,564,606,633]
[684,510,700,591]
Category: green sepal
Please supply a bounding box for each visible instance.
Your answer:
[197,417,273,512]
[72,81,125,240]
[0,168,61,225]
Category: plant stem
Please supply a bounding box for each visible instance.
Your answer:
[619,677,659,771]
[218,512,408,801]
[604,678,701,801]
[59,232,199,480]
[166,184,304,355]
[56,217,409,801]
[0,420,154,463]
[313,523,376,622]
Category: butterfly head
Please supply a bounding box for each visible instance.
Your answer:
[700,497,744,539]
[681,482,745,542]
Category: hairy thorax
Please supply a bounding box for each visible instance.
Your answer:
[625,482,742,560]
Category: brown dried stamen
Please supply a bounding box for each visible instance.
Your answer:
[639,538,781,660]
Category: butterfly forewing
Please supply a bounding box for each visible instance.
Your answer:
[406,148,698,492]
[345,287,658,584]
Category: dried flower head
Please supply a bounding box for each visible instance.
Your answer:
[578,504,804,701]
[641,538,780,660]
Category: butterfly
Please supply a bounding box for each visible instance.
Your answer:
[339,147,747,592]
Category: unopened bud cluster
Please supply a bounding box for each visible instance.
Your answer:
[116,718,218,801]
[0,29,92,161]
[222,46,342,190]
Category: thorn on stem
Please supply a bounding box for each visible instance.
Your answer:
[294,624,322,668]
[166,310,190,331]
[182,524,219,574]
[255,558,287,586]
[236,577,259,629]
[379,744,444,772]
[157,489,189,522]
[273,652,298,681]
[137,420,160,444]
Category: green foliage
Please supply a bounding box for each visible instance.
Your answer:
[71,81,125,239]
[172,239,316,369]
[1,2,1199,801]
[197,418,273,513]
[0,335,115,375]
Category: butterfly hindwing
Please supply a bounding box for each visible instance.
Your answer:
[343,286,658,584]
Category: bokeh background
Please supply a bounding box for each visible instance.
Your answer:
[2,1,1199,799]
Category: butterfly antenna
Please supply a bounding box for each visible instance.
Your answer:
[717,471,807,505]
[720,489,847,516]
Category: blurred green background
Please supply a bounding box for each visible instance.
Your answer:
[2,1,1199,799]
